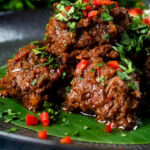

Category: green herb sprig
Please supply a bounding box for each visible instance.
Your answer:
[55,0,87,33]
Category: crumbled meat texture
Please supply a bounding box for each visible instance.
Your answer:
[45,5,131,61]
[0,43,64,111]
[65,57,141,130]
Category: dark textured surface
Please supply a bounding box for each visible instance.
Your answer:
[0,9,150,150]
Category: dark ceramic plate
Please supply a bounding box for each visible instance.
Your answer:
[0,8,150,150]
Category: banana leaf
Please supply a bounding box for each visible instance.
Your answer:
[0,65,150,144]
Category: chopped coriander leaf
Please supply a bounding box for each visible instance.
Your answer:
[68,22,77,32]
[39,75,45,82]
[106,3,116,10]
[119,64,127,71]
[68,6,75,15]
[97,63,103,68]
[117,71,131,81]
[62,72,67,79]
[51,64,59,69]
[121,31,131,45]
[5,127,19,133]
[66,86,72,93]
[104,33,110,42]
[101,12,113,22]
[56,4,67,14]
[55,14,68,22]
[0,87,4,90]
[55,0,86,32]
[64,43,67,47]
[32,46,47,55]
[70,32,73,38]
[60,0,72,6]
[44,35,48,40]
[79,77,82,81]
[99,76,105,86]
[128,82,138,91]
[31,79,37,86]
[70,78,74,84]
[43,55,54,66]
[91,68,95,72]
[62,119,72,126]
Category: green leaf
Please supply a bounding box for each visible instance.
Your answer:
[68,22,77,32]
[117,71,131,81]
[128,82,138,91]
[99,76,105,86]
[55,14,68,22]
[1,65,150,144]
[31,79,37,86]
[121,31,131,45]
[4,127,19,133]
[101,12,113,22]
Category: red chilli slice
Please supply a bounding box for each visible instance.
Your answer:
[82,0,89,3]
[38,131,48,140]
[96,67,101,77]
[106,124,111,133]
[128,8,143,16]
[40,112,50,127]
[60,136,73,144]
[65,6,71,12]
[76,59,90,70]
[26,115,38,126]
[143,16,150,26]
[94,0,118,7]
[108,61,119,69]
[86,6,92,11]
[88,10,98,18]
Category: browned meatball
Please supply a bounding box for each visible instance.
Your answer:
[45,4,131,61]
[0,42,65,111]
[65,57,141,130]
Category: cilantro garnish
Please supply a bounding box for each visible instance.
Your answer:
[128,82,138,91]
[55,0,87,33]
[101,12,113,22]
[31,79,37,86]
[32,46,47,55]
[91,68,95,72]
[97,63,103,68]
[66,86,72,93]
[62,72,67,79]
[5,127,19,133]
[117,71,131,81]
[99,76,105,86]
[104,33,111,42]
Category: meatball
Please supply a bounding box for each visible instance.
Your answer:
[0,42,65,111]
[45,4,132,61]
[65,57,141,130]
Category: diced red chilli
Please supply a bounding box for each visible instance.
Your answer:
[88,10,98,18]
[38,131,48,139]
[26,115,38,126]
[60,136,73,144]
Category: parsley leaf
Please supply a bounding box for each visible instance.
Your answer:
[128,82,138,91]
[101,12,113,22]
[104,33,110,42]
[121,31,131,45]
[31,79,37,86]
[117,71,131,81]
[99,76,105,86]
